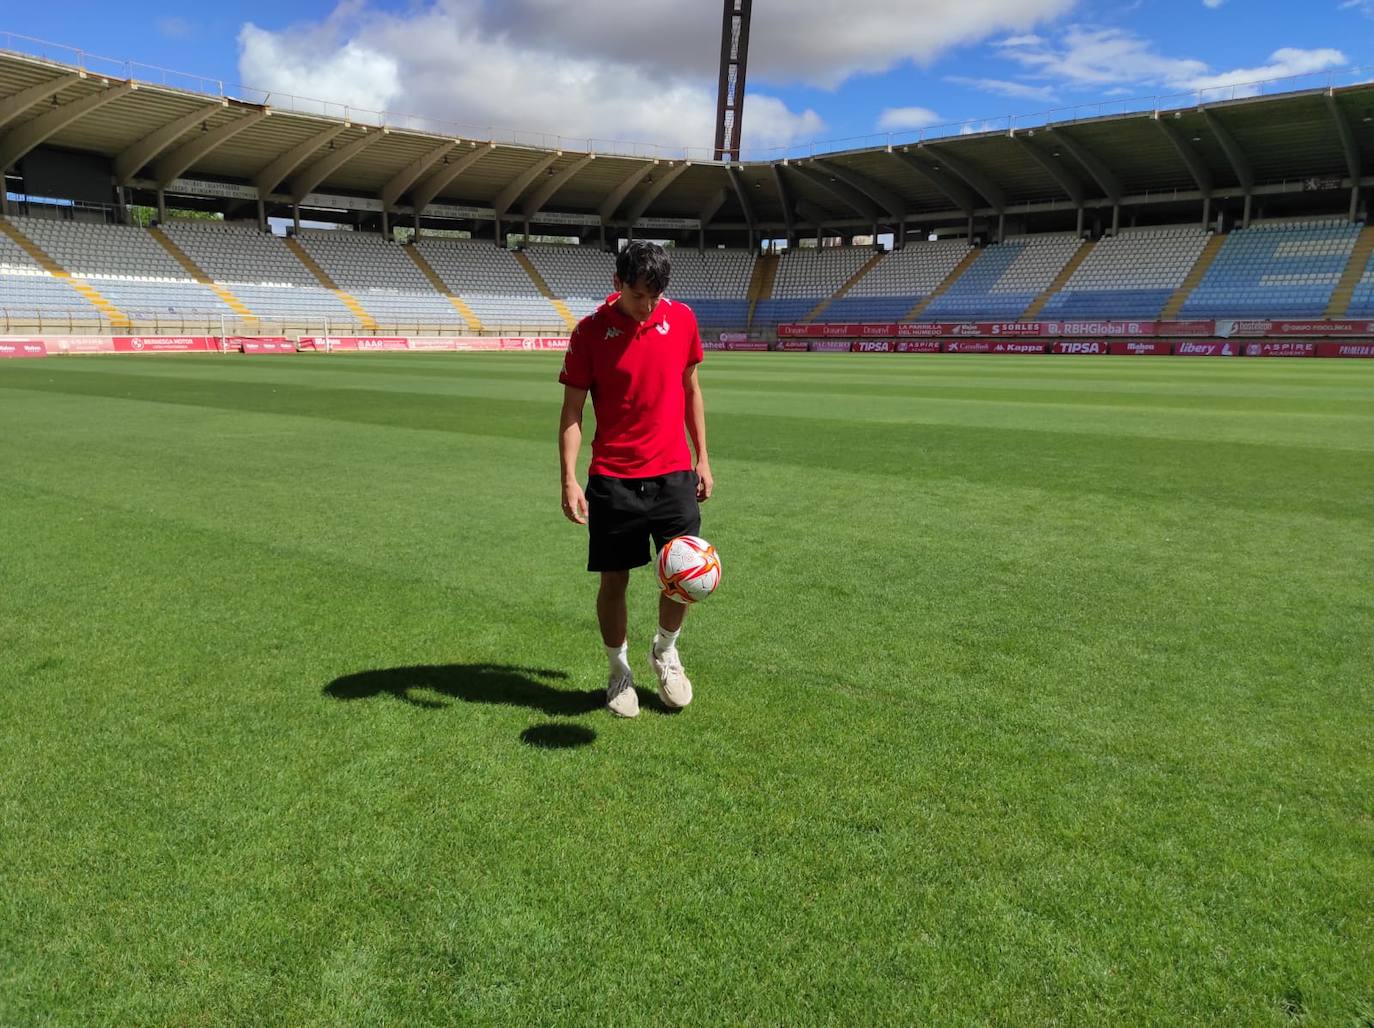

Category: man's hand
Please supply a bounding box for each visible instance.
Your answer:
[695,459,714,502]
[562,480,588,524]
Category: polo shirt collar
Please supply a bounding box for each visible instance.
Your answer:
[603,292,669,331]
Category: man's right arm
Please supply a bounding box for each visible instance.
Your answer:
[559,385,589,524]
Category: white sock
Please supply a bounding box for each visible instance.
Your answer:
[605,642,631,678]
[653,626,681,657]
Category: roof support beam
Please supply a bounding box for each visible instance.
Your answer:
[0,81,135,172]
[1041,128,1120,203]
[155,108,267,188]
[890,150,977,215]
[380,139,456,210]
[789,164,880,223]
[289,128,385,202]
[726,166,756,231]
[493,151,560,223]
[115,101,225,185]
[522,154,594,220]
[698,187,730,227]
[1200,108,1252,191]
[621,162,691,224]
[1011,133,1085,206]
[0,72,83,133]
[811,160,906,220]
[920,144,1005,211]
[411,143,495,213]
[598,163,654,223]
[1325,91,1362,219]
[771,163,796,242]
[1153,115,1213,195]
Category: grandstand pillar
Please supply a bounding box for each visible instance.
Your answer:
[1075,207,1085,237]
[292,205,300,235]
[156,188,167,224]
[1111,205,1120,235]
[413,210,421,241]
[381,208,390,240]
[1350,187,1360,223]
[1202,197,1212,232]
[1242,193,1252,229]
[256,196,266,232]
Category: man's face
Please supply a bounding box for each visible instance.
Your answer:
[613,275,663,324]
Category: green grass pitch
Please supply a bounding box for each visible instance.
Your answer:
[1,352,1371,1024]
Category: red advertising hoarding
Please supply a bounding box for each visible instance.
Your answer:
[851,340,895,353]
[894,340,942,353]
[1316,341,1374,358]
[1109,340,1174,356]
[810,340,852,352]
[944,340,995,353]
[993,340,1048,353]
[112,336,216,353]
[1154,321,1214,337]
[727,340,770,351]
[234,337,295,354]
[1243,341,1316,358]
[0,339,47,359]
[778,340,810,351]
[1174,340,1239,357]
[1050,340,1110,354]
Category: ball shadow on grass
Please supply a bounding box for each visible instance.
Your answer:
[324,663,602,717]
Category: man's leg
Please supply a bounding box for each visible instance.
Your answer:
[598,571,630,647]
[648,471,702,709]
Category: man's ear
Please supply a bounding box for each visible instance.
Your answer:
[612,274,624,292]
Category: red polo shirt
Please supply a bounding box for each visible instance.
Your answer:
[559,294,704,478]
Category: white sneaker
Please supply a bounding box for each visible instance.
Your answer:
[651,646,693,709]
[606,671,639,718]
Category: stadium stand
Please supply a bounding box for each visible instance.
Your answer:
[1180,219,1362,318]
[1347,246,1374,317]
[292,229,469,327]
[0,220,104,320]
[521,245,615,321]
[752,246,874,326]
[1040,226,1210,319]
[9,215,229,318]
[919,233,1084,321]
[414,238,565,331]
[161,220,355,322]
[663,247,756,329]
[816,239,971,323]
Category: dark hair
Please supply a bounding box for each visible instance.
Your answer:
[616,240,672,293]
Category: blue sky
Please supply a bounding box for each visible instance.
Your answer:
[6,1,1371,156]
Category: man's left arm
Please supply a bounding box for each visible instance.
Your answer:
[683,364,713,501]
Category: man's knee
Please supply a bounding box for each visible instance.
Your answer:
[599,570,630,596]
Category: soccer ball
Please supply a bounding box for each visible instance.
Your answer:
[657,535,722,605]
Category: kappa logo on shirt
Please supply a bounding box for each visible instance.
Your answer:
[604,326,623,340]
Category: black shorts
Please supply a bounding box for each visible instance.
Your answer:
[586,470,701,573]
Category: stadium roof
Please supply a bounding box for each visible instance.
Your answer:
[1,44,1372,237]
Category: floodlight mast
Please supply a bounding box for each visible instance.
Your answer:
[713,0,753,163]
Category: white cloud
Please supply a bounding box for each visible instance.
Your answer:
[1202,0,1224,7]
[996,26,1347,97]
[1184,47,1348,93]
[946,75,1058,101]
[237,0,1078,151]
[877,106,945,130]
[239,23,402,113]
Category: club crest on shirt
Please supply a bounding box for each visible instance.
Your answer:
[655,320,670,335]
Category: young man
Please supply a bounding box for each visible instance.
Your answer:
[558,241,713,718]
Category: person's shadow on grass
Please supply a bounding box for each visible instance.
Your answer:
[324,663,602,717]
